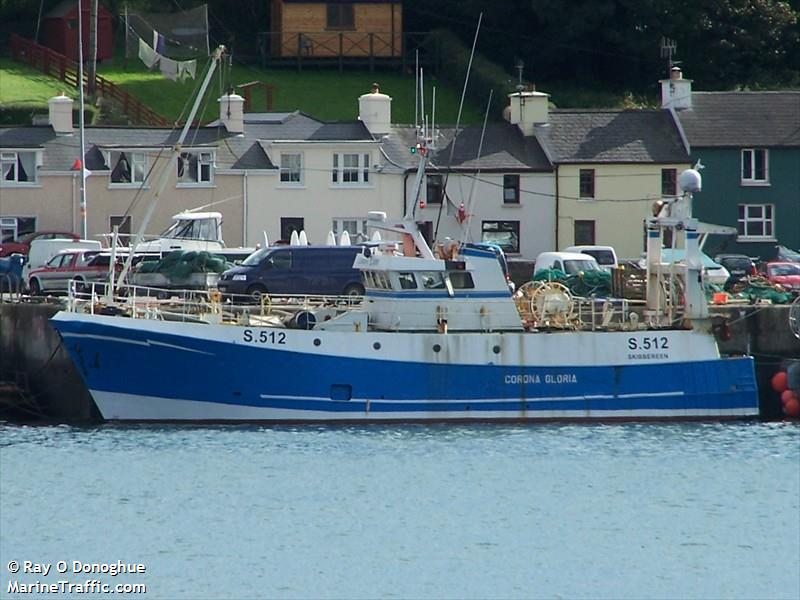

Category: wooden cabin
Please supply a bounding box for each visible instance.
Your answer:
[270,0,402,59]
[42,0,113,61]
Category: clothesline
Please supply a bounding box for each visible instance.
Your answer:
[137,35,197,82]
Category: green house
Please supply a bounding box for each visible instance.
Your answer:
[662,69,800,260]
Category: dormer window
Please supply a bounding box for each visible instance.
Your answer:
[108,150,146,185]
[741,148,769,184]
[177,151,214,186]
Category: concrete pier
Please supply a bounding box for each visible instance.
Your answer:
[0,302,98,422]
[0,300,798,423]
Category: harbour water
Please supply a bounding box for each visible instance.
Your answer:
[1,422,798,599]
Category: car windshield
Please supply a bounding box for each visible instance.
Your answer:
[770,263,800,276]
[563,259,598,274]
[241,247,271,267]
[581,250,615,265]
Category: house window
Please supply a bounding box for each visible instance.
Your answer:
[741,149,768,184]
[1,151,37,184]
[737,204,775,239]
[661,168,677,196]
[332,153,370,185]
[579,169,595,198]
[481,220,520,254]
[280,153,303,184]
[177,151,214,185]
[503,174,520,204]
[1,216,36,242]
[574,220,595,245]
[426,174,443,204]
[327,3,354,29]
[109,216,132,244]
[332,218,368,243]
[109,151,146,185]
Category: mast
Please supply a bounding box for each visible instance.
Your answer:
[77,0,88,240]
[113,46,227,294]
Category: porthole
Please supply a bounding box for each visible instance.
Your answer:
[433,344,441,353]
[373,342,381,350]
[493,345,501,354]
[313,338,321,346]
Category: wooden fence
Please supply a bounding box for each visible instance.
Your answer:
[9,33,169,127]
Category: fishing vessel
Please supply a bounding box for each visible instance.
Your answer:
[51,165,758,422]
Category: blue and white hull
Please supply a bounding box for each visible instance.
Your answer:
[52,312,758,422]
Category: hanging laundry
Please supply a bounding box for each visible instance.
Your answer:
[153,30,167,55]
[138,38,159,69]
[176,59,197,82]
[160,56,179,81]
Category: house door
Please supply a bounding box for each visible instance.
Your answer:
[280,217,304,243]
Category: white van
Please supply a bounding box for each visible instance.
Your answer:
[563,245,618,271]
[23,238,102,284]
[534,251,600,275]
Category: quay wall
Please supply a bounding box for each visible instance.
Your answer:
[0,301,798,423]
[0,302,97,422]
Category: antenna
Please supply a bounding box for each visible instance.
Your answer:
[414,50,419,130]
[660,37,679,75]
[514,58,525,91]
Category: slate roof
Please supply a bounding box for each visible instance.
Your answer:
[0,111,375,172]
[535,109,690,164]
[381,122,552,172]
[675,92,800,148]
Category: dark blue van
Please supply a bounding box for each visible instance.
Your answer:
[217,246,364,298]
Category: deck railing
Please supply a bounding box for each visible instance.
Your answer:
[9,33,169,127]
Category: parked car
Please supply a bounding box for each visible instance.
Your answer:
[534,251,600,276]
[713,254,758,289]
[563,245,619,271]
[218,245,365,299]
[0,230,80,258]
[762,262,800,292]
[27,249,121,295]
[638,249,730,287]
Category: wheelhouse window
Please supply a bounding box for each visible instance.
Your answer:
[448,271,475,289]
[741,149,768,184]
[661,168,677,196]
[332,153,370,185]
[419,272,446,289]
[177,151,214,185]
[574,220,595,245]
[426,174,444,204]
[109,151,146,185]
[327,3,354,29]
[579,169,595,199]
[737,204,775,240]
[481,221,520,254]
[1,151,37,184]
[397,272,417,289]
[279,153,303,184]
[503,174,520,204]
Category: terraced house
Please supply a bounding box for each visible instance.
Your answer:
[661,68,800,259]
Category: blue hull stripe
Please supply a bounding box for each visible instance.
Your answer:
[53,317,759,419]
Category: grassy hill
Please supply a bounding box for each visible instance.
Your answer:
[1,52,647,127]
[0,53,484,126]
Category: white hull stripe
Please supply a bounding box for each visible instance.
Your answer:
[258,391,686,404]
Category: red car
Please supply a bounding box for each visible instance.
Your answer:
[0,231,80,258]
[27,249,121,295]
[763,262,800,293]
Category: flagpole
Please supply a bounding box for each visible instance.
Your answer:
[77,0,88,239]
